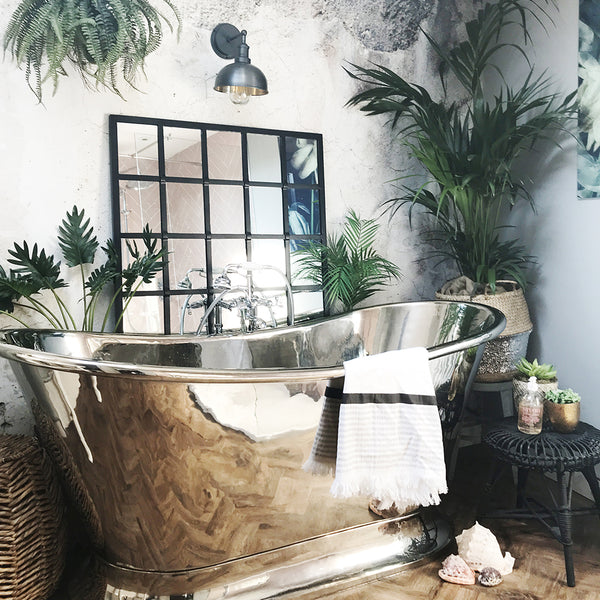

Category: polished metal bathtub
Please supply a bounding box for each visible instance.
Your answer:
[0,301,504,599]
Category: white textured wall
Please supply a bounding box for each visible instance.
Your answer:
[0,0,478,432]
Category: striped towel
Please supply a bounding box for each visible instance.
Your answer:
[305,347,447,510]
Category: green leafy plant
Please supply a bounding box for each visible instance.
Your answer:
[3,0,181,102]
[0,206,166,331]
[345,0,575,291]
[516,357,557,381]
[293,209,401,312]
[545,388,580,404]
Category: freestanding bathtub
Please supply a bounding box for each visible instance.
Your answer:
[0,301,504,599]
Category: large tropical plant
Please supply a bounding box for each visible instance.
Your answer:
[3,0,181,102]
[346,0,575,291]
[293,210,401,312]
[0,206,166,331]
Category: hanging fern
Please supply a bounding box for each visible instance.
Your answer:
[4,0,181,102]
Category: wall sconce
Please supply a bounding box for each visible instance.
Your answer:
[210,23,268,105]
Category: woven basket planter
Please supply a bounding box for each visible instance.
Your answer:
[0,434,67,600]
[436,280,533,382]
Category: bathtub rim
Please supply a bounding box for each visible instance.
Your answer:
[0,300,505,384]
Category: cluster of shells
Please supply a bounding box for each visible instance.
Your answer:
[438,522,515,587]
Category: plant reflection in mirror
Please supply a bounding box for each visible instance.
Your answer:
[293,210,401,313]
[0,206,166,332]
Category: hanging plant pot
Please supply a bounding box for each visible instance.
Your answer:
[436,280,532,382]
[3,0,181,102]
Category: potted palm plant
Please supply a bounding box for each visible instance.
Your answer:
[292,209,401,313]
[345,0,575,379]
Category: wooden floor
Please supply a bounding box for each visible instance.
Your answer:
[319,444,600,600]
[52,443,600,600]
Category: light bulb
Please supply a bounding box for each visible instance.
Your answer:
[229,89,250,105]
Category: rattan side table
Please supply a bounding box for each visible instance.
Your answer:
[480,419,600,587]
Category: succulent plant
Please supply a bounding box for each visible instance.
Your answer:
[516,358,557,381]
[545,388,581,404]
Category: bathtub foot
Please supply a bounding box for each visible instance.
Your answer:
[100,508,452,599]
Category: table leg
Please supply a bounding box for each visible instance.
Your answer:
[556,469,575,587]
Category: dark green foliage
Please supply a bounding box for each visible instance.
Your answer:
[293,210,401,312]
[346,0,575,291]
[8,241,67,291]
[0,206,165,331]
[85,240,120,294]
[3,0,181,102]
[58,205,99,267]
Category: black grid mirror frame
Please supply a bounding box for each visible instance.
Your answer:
[108,114,327,334]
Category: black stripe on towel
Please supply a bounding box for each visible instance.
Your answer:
[342,393,437,406]
[325,386,344,400]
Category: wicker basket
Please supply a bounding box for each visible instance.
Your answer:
[0,434,67,600]
[436,280,532,337]
[436,280,533,381]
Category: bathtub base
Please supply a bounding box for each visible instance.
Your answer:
[102,508,451,599]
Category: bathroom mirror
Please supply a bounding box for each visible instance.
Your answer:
[109,115,327,334]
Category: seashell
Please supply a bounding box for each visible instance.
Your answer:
[478,566,503,587]
[456,521,515,575]
[438,554,476,585]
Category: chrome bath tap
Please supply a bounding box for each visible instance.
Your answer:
[195,262,295,335]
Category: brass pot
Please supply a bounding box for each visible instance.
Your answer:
[544,401,580,433]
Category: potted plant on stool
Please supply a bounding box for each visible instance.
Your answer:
[513,358,558,411]
[545,389,581,433]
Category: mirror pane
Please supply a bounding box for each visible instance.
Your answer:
[122,295,164,334]
[293,291,324,318]
[164,127,203,178]
[288,189,321,238]
[166,183,204,233]
[167,239,206,289]
[171,293,206,334]
[207,131,242,180]
[117,123,159,176]
[121,239,164,289]
[250,240,286,288]
[285,137,319,184]
[249,187,283,234]
[247,134,281,182]
[118,181,161,233]
[211,239,247,275]
[209,185,245,234]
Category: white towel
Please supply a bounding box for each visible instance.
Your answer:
[328,347,447,510]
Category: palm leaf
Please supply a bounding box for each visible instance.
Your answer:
[293,212,400,312]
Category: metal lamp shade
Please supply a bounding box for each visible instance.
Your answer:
[214,62,268,96]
